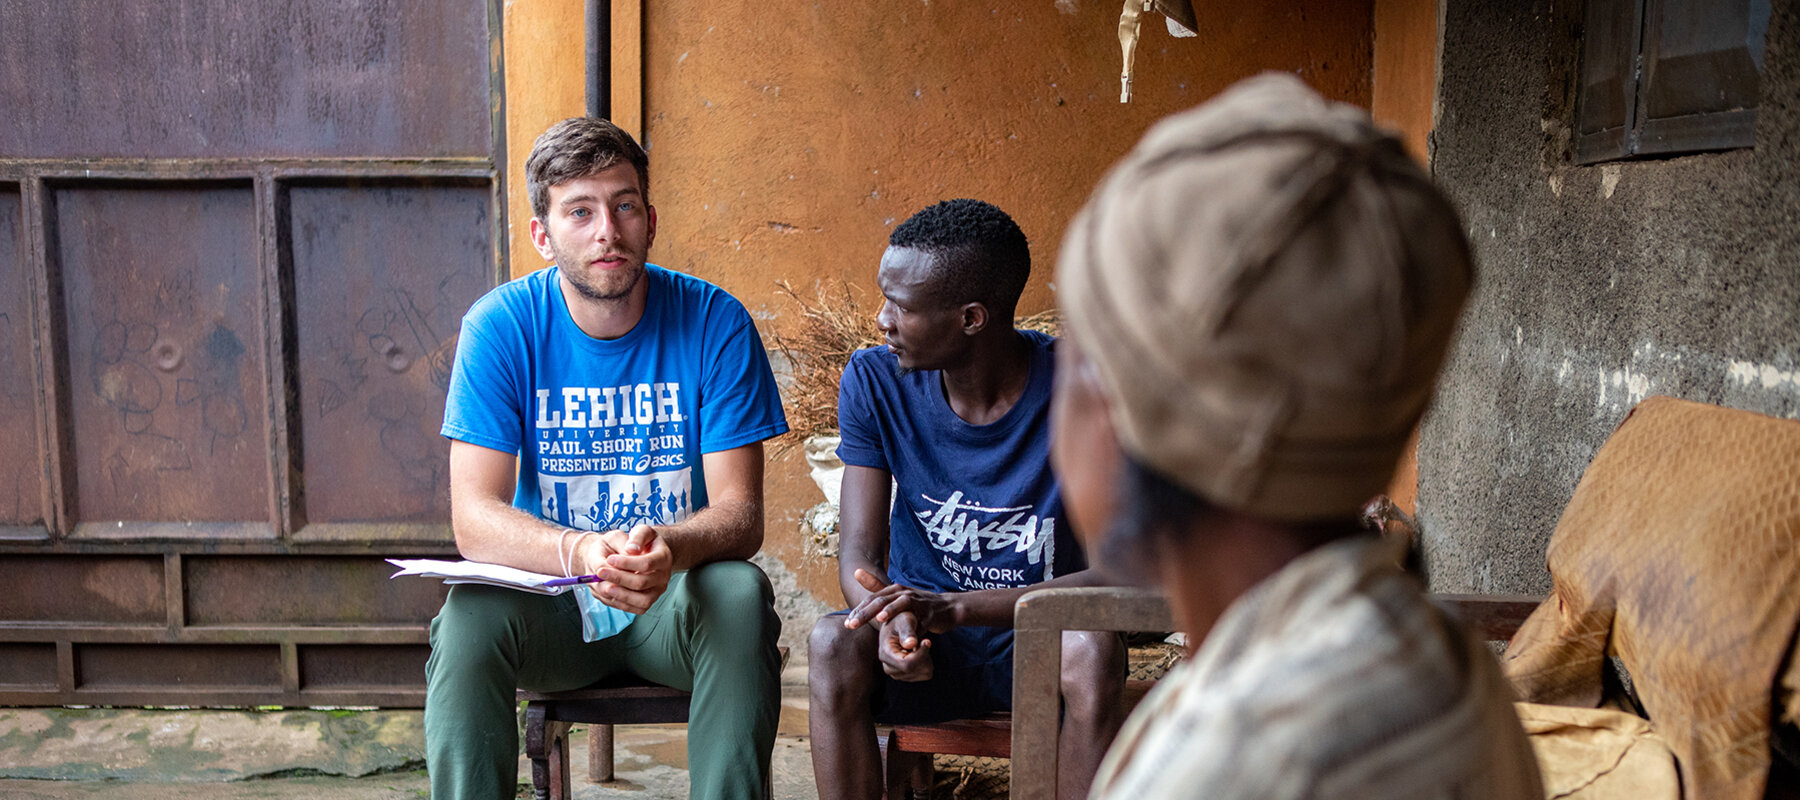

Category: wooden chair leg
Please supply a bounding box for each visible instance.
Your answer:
[881,733,932,800]
[588,722,615,783]
[909,754,934,799]
[523,703,551,800]
[577,720,759,794]
[546,720,573,800]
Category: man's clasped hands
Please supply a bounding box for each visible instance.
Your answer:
[558,525,676,614]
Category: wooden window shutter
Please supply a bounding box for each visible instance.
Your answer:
[1634,0,1770,156]
[1574,0,1770,164]
[1575,0,1644,164]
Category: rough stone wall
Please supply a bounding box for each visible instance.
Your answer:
[1421,0,1800,593]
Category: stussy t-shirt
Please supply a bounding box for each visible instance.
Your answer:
[836,330,1084,597]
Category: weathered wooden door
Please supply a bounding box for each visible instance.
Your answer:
[0,0,505,706]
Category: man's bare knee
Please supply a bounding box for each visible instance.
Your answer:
[809,616,878,702]
[1058,630,1126,711]
[810,616,862,668]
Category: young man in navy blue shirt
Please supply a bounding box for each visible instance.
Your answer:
[428,117,787,800]
[809,199,1126,800]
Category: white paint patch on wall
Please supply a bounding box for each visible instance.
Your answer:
[1608,367,1652,405]
[1520,335,1795,418]
[1600,164,1622,199]
[1728,360,1800,390]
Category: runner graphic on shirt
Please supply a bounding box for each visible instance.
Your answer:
[549,469,691,532]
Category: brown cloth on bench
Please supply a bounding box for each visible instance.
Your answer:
[1514,702,1679,799]
[1503,396,1800,800]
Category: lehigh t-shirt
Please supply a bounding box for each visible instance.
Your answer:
[443,263,786,561]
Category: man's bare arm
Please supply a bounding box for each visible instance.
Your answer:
[450,440,594,575]
[846,566,1110,632]
[835,464,894,608]
[835,464,938,680]
[652,442,766,570]
[831,460,1110,631]
[584,443,765,611]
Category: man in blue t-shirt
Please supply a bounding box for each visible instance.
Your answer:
[808,200,1127,800]
[426,117,788,800]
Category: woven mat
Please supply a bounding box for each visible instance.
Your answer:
[912,642,1186,799]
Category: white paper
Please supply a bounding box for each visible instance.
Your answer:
[386,558,571,596]
[387,558,637,641]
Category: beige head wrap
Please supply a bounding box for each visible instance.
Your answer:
[1058,73,1473,520]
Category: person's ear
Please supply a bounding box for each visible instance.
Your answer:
[960,302,989,336]
[529,217,556,263]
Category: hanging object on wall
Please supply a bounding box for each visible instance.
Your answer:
[1118,0,1198,103]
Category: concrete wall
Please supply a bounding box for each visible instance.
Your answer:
[504,1,1380,639]
[1420,0,1800,593]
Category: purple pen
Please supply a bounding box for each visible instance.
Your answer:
[543,574,602,587]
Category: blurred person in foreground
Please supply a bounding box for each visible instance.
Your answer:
[1050,73,1543,799]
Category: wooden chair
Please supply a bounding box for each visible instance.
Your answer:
[517,646,787,800]
[518,675,690,800]
[1006,586,1540,800]
[879,687,1169,799]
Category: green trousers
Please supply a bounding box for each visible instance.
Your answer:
[425,560,781,800]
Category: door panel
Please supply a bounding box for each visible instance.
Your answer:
[0,187,46,534]
[53,183,272,530]
[289,180,492,533]
[0,0,493,160]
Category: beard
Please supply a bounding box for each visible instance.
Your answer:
[547,233,644,302]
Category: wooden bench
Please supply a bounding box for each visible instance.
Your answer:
[880,677,1165,799]
[882,714,1013,798]
[868,589,1181,800]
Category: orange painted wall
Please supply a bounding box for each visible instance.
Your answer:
[505,1,1379,605]
[1371,0,1439,514]
[1372,0,1437,165]
[502,0,588,278]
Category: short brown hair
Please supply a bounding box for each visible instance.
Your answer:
[526,117,650,220]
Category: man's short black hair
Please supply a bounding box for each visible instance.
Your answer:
[889,199,1030,318]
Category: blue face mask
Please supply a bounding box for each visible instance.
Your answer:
[572,590,637,642]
